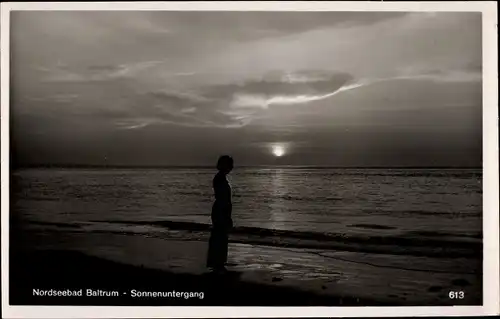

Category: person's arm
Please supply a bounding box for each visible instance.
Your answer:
[213,175,231,204]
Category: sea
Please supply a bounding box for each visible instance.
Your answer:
[10,167,482,258]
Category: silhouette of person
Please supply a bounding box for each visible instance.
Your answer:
[206,155,234,273]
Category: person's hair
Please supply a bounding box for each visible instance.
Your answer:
[216,155,234,172]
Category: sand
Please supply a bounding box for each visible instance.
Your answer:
[8,225,481,306]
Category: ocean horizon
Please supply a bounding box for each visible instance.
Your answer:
[11,167,482,249]
[11,164,483,169]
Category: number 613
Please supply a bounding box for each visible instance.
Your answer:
[449,291,465,299]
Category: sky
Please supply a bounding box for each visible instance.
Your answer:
[10,11,482,167]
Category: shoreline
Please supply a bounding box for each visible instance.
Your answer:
[9,249,391,306]
[8,225,482,306]
[8,220,483,306]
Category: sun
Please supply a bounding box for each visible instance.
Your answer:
[272,145,285,157]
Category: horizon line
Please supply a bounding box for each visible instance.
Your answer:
[11,164,483,170]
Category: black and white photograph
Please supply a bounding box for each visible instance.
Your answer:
[1,1,499,318]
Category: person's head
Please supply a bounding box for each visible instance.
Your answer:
[216,155,234,174]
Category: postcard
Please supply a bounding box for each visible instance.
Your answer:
[1,1,498,318]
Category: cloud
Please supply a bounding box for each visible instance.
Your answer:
[30,66,482,132]
[180,107,197,114]
[39,60,170,83]
[209,67,480,114]
[133,71,356,129]
[394,68,482,83]
[194,12,481,84]
[13,12,482,133]
[229,81,365,109]
[27,94,80,103]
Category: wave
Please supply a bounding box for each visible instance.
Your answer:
[254,170,482,178]
[231,193,343,202]
[314,172,482,178]
[26,219,482,259]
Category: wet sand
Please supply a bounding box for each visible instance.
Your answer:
[10,249,388,306]
[9,224,481,306]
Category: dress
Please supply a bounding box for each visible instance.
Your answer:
[206,172,233,268]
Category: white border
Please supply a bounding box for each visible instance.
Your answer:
[1,1,498,318]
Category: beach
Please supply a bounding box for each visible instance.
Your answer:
[9,218,481,306]
[8,167,482,306]
[10,249,379,306]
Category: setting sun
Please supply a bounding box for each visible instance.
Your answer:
[272,145,285,157]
